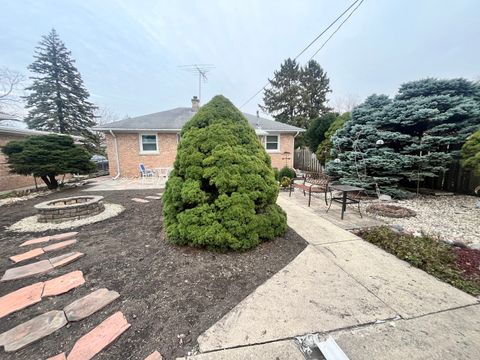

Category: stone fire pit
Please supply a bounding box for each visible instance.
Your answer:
[35,196,105,223]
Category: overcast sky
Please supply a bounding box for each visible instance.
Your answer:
[1,0,479,119]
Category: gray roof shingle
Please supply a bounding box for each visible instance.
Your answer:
[94,107,305,133]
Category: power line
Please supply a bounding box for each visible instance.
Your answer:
[239,0,364,109]
[293,0,362,61]
[308,0,365,61]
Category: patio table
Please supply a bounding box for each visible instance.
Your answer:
[327,184,365,220]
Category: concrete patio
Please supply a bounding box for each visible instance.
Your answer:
[180,192,480,359]
[83,176,166,191]
[284,187,383,230]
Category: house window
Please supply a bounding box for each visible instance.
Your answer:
[265,135,279,151]
[140,134,158,153]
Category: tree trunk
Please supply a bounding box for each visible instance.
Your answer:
[40,174,59,190]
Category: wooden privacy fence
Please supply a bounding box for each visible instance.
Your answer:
[294,147,324,173]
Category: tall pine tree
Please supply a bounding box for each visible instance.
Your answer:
[24,29,99,152]
[299,60,331,120]
[261,58,302,125]
[261,58,331,132]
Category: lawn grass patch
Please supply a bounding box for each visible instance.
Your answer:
[358,226,480,296]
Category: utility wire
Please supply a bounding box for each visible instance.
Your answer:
[293,0,361,61]
[308,0,364,61]
[239,0,364,109]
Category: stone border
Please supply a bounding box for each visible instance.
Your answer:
[35,196,105,223]
[8,203,125,233]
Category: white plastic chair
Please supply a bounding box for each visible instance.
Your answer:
[139,164,155,184]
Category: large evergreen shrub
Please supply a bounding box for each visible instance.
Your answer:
[327,79,480,198]
[2,134,94,189]
[162,95,287,251]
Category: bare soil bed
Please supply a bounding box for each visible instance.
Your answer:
[0,185,306,360]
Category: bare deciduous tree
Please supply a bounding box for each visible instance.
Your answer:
[0,67,26,122]
[333,94,360,113]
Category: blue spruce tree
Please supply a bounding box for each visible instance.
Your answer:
[327,78,480,198]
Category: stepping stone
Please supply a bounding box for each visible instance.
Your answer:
[50,232,78,241]
[64,288,120,322]
[49,252,84,268]
[132,198,149,203]
[47,353,66,360]
[0,282,44,319]
[43,271,85,297]
[43,239,77,253]
[145,196,161,200]
[66,311,130,360]
[10,248,45,263]
[0,310,67,352]
[19,235,50,247]
[1,260,53,282]
[145,350,163,360]
[19,232,78,247]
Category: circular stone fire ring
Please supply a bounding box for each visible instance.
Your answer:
[366,203,417,218]
[34,195,105,223]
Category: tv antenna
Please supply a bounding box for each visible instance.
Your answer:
[178,64,215,102]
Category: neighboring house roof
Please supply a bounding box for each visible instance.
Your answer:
[93,107,305,133]
[0,126,84,141]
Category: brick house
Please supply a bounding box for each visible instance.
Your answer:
[94,97,305,178]
[0,126,55,192]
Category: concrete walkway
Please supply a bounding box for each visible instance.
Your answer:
[184,192,479,359]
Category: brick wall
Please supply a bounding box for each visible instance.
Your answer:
[106,132,178,178]
[269,134,294,169]
[105,132,295,178]
[0,133,37,192]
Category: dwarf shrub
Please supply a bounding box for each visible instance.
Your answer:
[278,166,296,180]
[162,95,287,251]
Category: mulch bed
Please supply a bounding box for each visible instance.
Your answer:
[454,247,480,278]
[0,184,307,360]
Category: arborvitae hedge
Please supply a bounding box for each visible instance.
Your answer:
[162,95,287,250]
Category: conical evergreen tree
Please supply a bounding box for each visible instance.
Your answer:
[24,29,99,152]
[163,95,287,251]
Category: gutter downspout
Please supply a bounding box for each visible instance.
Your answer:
[110,130,121,180]
[293,130,300,139]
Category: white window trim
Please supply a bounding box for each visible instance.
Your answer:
[139,133,159,154]
[264,134,280,153]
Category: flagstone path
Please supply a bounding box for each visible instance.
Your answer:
[1,252,84,282]
[10,239,77,263]
[0,271,85,318]
[19,232,78,247]
[0,230,131,358]
[132,198,150,203]
[66,311,131,360]
[64,288,120,321]
[145,350,164,359]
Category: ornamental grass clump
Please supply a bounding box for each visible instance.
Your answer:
[162,95,287,251]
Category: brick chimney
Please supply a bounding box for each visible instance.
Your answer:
[191,96,200,112]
